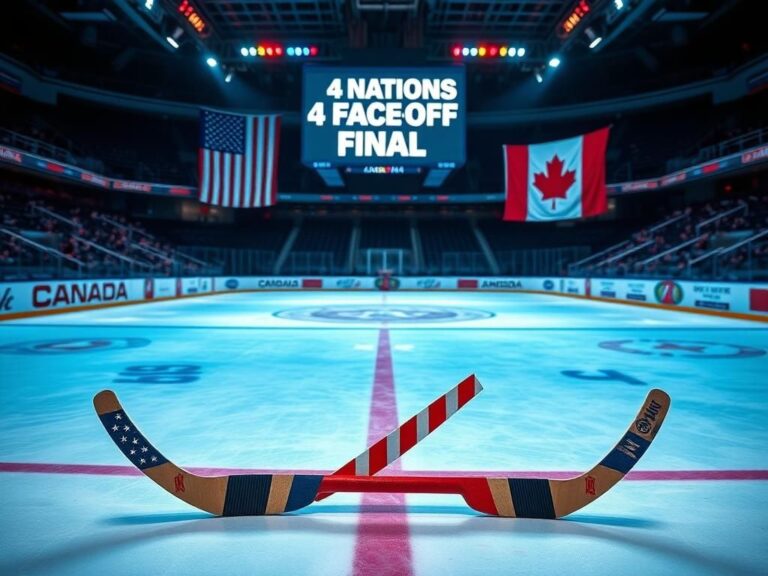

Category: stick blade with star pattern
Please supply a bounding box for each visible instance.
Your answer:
[94,390,321,516]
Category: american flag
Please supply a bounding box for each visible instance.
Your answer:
[198,109,281,208]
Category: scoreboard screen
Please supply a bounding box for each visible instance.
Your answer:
[302,66,466,169]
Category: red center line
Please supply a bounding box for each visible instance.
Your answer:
[1,462,767,481]
[351,328,414,576]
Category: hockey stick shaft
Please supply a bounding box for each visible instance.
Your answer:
[315,374,483,501]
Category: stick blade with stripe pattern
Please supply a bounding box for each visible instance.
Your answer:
[463,388,671,518]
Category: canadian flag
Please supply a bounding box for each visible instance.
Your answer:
[503,127,610,221]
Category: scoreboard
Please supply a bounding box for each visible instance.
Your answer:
[302,66,466,169]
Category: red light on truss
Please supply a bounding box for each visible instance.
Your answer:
[561,0,591,36]
[452,46,461,57]
[178,0,206,35]
[489,46,498,57]
[310,46,318,56]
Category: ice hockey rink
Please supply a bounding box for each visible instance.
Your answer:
[1,290,766,576]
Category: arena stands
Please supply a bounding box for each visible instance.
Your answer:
[0,189,215,280]
[418,219,488,275]
[572,195,768,281]
[285,219,352,275]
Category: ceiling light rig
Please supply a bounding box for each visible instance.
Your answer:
[585,27,603,49]
[450,44,527,60]
[239,44,319,59]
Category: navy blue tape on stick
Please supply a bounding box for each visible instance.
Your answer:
[285,475,324,512]
[508,478,556,519]
[223,475,273,516]
[599,432,651,474]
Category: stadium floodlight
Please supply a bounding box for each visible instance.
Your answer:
[548,56,561,68]
[517,47,526,57]
[166,36,179,49]
[615,0,624,9]
[240,47,248,57]
[206,57,218,68]
[535,71,543,83]
[589,36,603,49]
[145,0,154,9]
[225,72,233,83]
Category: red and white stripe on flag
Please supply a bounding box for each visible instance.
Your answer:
[503,126,609,222]
[198,110,281,208]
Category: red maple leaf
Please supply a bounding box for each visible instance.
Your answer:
[533,154,576,210]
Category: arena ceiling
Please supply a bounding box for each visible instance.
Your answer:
[4,0,761,108]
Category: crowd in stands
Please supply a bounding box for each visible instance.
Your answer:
[0,191,212,279]
[579,195,768,280]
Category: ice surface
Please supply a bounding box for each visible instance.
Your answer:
[1,291,766,575]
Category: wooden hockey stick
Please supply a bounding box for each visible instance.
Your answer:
[315,374,483,501]
[94,388,669,518]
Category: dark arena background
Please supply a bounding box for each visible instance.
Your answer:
[1,1,767,575]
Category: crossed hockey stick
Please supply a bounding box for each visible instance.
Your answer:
[94,377,669,518]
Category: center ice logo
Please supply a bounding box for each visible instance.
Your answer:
[274,305,493,323]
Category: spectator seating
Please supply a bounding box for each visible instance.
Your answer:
[573,195,768,280]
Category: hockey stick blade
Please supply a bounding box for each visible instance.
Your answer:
[94,388,669,518]
[316,374,483,501]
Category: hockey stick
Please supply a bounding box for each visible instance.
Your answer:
[94,388,669,518]
[315,374,483,501]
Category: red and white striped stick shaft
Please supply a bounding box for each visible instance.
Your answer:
[316,374,482,500]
